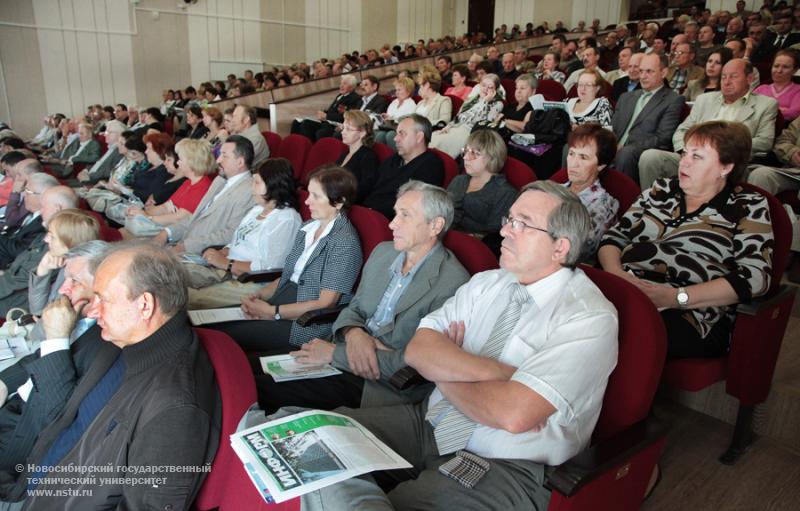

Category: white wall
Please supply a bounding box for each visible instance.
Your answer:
[571,0,623,28]
[304,0,360,65]
[397,0,446,43]
[31,0,137,115]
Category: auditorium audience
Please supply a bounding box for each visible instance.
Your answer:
[430,74,504,158]
[213,166,361,353]
[363,114,444,218]
[534,51,566,83]
[337,110,380,203]
[600,121,773,358]
[374,77,418,147]
[257,180,469,412]
[74,120,126,186]
[230,104,270,168]
[753,49,800,121]
[447,130,516,240]
[443,64,472,100]
[566,69,613,129]
[563,124,619,256]
[187,158,301,308]
[153,135,256,255]
[683,48,733,102]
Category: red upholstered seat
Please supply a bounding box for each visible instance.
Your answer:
[550,168,642,214]
[501,79,517,107]
[373,142,394,164]
[537,80,567,101]
[85,210,122,242]
[297,189,311,221]
[348,205,393,261]
[192,328,291,511]
[442,230,499,275]
[445,93,464,114]
[429,148,459,188]
[275,134,312,181]
[503,156,537,190]
[661,184,795,464]
[261,130,282,155]
[545,266,667,510]
[301,137,347,185]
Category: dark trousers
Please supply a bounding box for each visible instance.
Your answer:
[210,282,298,354]
[256,371,365,414]
[290,119,336,142]
[662,309,732,359]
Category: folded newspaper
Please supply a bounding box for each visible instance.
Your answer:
[231,410,411,503]
[188,307,247,325]
[260,354,342,382]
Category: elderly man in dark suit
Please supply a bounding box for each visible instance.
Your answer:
[611,53,685,180]
[0,241,110,471]
[291,74,361,141]
[0,172,59,268]
[358,75,389,114]
[256,181,470,413]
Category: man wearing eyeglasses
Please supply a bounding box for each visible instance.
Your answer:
[297,181,618,511]
[0,172,59,269]
[666,43,703,93]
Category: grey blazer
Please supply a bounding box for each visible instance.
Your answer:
[673,91,778,154]
[83,146,124,184]
[331,242,470,383]
[612,87,685,153]
[0,234,48,316]
[168,173,257,254]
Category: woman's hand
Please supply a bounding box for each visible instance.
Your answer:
[634,280,678,309]
[126,206,144,218]
[290,339,335,365]
[203,248,228,269]
[36,251,65,277]
[240,295,275,320]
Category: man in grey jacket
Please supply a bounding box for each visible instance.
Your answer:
[153,135,256,254]
[256,181,470,412]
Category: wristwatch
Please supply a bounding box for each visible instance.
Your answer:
[274,304,281,321]
[226,259,233,273]
[676,287,689,308]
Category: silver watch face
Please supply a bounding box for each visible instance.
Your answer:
[274,313,281,321]
[677,291,689,305]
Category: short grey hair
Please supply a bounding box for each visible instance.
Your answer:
[105,120,126,134]
[399,113,433,145]
[341,74,358,88]
[64,240,111,275]
[396,180,454,239]
[520,181,592,268]
[27,172,59,192]
[107,241,188,317]
[516,73,538,91]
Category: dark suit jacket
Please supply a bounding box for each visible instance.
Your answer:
[362,94,389,114]
[752,32,800,63]
[82,146,125,185]
[326,91,362,123]
[612,87,685,153]
[0,233,48,316]
[337,145,380,202]
[612,76,642,101]
[0,215,43,269]
[0,325,103,470]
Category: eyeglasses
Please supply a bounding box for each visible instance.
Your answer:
[461,146,483,159]
[501,215,551,236]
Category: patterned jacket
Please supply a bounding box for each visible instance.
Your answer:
[600,178,773,338]
[276,214,363,346]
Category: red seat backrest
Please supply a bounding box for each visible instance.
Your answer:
[85,210,122,242]
[193,328,260,511]
[297,189,311,221]
[581,266,667,443]
[445,94,465,115]
[261,131,282,155]
[429,148,458,188]
[275,134,312,181]
[302,137,347,185]
[503,156,537,190]
[501,79,517,107]
[740,183,792,296]
[349,205,393,261]
[373,142,395,164]
[443,230,499,275]
[537,80,567,102]
[550,168,642,216]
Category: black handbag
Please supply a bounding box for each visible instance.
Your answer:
[522,108,571,145]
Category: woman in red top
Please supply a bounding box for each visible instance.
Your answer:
[120,138,216,238]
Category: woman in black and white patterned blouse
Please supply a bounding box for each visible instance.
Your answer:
[599,121,774,358]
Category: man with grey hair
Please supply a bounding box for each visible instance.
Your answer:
[0,185,78,315]
[257,180,470,412]
[1,160,46,233]
[291,74,361,141]
[0,240,110,471]
[0,172,59,267]
[1,242,220,510]
[363,114,444,219]
[295,180,618,510]
[74,119,126,185]
[230,104,270,168]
